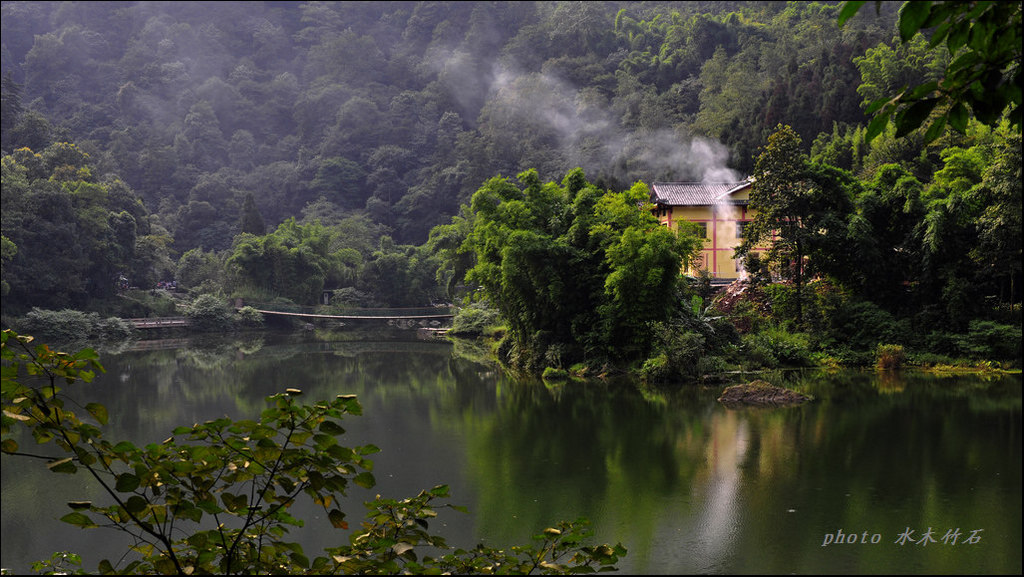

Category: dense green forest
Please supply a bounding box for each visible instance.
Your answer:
[1,1,1020,372]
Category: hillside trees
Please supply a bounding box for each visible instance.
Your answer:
[224,217,444,307]
[753,119,1021,334]
[0,143,172,313]
[1,1,912,263]
[226,219,354,305]
[461,168,702,370]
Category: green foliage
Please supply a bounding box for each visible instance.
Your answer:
[15,308,134,344]
[176,248,226,294]
[184,294,235,332]
[27,551,85,576]
[740,125,858,325]
[1,143,162,315]
[227,219,350,306]
[234,305,265,328]
[237,193,266,236]
[958,320,1022,362]
[449,301,504,337]
[841,1,1022,142]
[462,168,700,371]
[742,327,814,369]
[542,366,570,381]
[875,343,906,370]
[1,330,626,575]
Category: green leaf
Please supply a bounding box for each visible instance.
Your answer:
[353,471,376,489]
[898,1,932,42]
[904,81,939,100]
[60,512,97,528]
[177,504,203,523]
[1,439,18,453]
[187,532,209,548]
[865,112,891,143]
[929,20,953,47]
[322,520,350,543]
[47,457,77,474]
[947,102,969,132]
[923,115,947,143]
[125,495,148,514]
[837,1,866,27]
[222,492,248,512]
[153,558,176,574]
[358,444,381,455]
[318,420,346,436]
[864,97,892,115]
[196,499,223,514]
[84,402,108,425]
[947,21,969,53]
[115,473,141,492]
[112,441,137,453]
[895,98,939,137]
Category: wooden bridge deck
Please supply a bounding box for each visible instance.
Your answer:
[128,317,189,329]
[127,309,454,330]
[251,309,454,321]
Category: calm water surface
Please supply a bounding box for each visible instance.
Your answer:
[1,331,1020,574]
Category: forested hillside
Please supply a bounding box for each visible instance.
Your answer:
[1,0,1019,356]
[0,1,900,307]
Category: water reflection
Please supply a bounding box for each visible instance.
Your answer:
[693,412,748,572]
[1,333,1020,575]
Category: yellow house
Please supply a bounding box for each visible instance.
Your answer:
[650,180,764,281]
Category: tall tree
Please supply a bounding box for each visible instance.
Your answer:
[739,125,855,324]
[238,193,266,236]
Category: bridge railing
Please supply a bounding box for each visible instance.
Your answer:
[127,317,190,328]
[243,303,454,318]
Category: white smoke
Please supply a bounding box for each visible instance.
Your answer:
[436,51,742,184]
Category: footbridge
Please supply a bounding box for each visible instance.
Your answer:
[242,304,455,324]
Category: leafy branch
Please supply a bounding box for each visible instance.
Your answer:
[840,0,1022,143]
[1,329,626,574]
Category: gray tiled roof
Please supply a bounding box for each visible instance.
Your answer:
[651,181,751,206]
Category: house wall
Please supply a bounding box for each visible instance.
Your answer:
[655,197,763,280]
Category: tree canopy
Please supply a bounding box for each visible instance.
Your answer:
[462,168,702,370]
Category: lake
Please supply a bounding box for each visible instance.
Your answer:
[1,330,1020,574]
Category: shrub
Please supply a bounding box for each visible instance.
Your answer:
[16,308,135,343]
[875,344,906,370]
[638,353,671,382]
[449,301,502,336]
[235,306,265,328]
[329,287,375,308]
[763,283,799,322]
[826,300,900,352]
[542,366,569,381]
[743,327,813,368]
[959,320,1022,362]
[645,324,707,380]
[185,294,235,332]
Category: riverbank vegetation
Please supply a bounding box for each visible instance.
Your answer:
[2,1,1020,375]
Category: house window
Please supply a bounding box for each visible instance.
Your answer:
[696,222,708,238]
[736,221,746,239]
